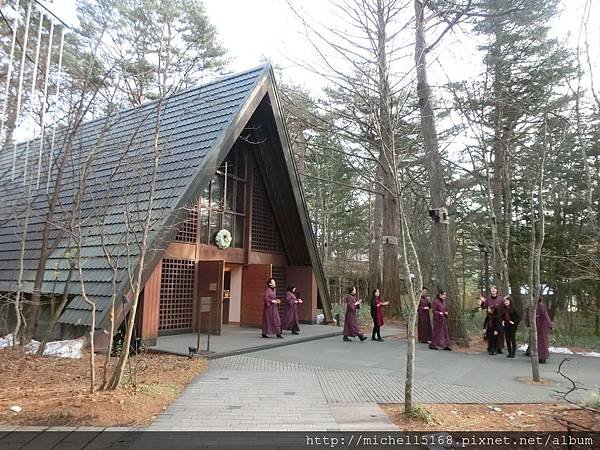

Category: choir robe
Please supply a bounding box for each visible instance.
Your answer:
[431,297,451,348]
[417,295,433,343]
[262,286,281,335]
[343,293,364,337]
[370,296,384,327]
[482,294,505,351]
[282,291,300,332]
[526,301,554,361]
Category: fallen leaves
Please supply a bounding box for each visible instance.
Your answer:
[381,403,600,431]
[0,349,207,427]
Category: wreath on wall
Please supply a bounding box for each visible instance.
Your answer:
[215,229,232,249]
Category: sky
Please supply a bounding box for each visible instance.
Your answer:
[37,0,599,98]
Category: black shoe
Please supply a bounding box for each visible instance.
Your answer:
[429,344,437,350]
[292,331,299,335]
[359,336,367,342]
[262,334,270,338]
[497,350,503,354]
[343,336,351,342]
[539,359,546,364]
[444,347,453,351]
[508,354,515,358]
[488,351,494,355]
[276,334,283,339]
[371,337,378,341]
[377,338,384,342]
[491,351,497,355]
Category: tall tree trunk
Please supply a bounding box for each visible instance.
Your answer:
[376,0,401,315]
[368,165,383,294]
[398,193,422,412]
[529,104,549,382]
[528,190,540,382]
[414,0,467,343]
[488,16,513,296]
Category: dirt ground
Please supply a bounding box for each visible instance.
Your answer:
[382,403,600,431]
[0,349,207,427]
[454,334,495,353]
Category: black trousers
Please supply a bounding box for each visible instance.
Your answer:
[504,324,517,355]
[371,317,381,339]
[486,329,498,353]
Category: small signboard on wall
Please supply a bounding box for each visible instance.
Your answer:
[200,296,212,313]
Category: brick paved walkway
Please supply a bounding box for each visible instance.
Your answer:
[148,331,600,431]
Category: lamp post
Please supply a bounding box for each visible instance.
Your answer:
[478,243,490,294]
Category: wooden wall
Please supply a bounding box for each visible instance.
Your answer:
[241,264,271,327]
[140,262,162,344]
[287,266,317,323]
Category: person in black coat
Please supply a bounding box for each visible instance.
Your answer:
[484,304,502,355]
[501,296,521,358]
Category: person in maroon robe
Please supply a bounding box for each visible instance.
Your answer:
[370,289,389,341]
[430,290,452,350]
[525,298,554,363]
[283,285,303,335]
[417,287,433,343]
[480,286,505,354]
[343,286,367,342]
[500,296,520,358]
[262,278,282,338]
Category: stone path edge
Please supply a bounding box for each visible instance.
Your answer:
[150,329,344,359]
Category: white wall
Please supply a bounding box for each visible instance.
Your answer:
[229,265,242,323]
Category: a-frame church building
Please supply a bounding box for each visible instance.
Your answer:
[0,65,332,345]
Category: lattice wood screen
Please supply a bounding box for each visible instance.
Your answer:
[175,209,198,243]
[273,266,287,319]
[251,167,284,253]
[158,259,195,331]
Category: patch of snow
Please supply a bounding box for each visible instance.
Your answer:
[579,351,600,358]
[549,347,574,355]
[514,343,600,358]
[0,334,83,358]
[10,405,22,413]
[0,334,14,348]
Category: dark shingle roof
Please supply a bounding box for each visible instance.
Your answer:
[0,66,270,328]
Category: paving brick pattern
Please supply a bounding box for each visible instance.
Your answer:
[211,355,543,404]
[149,351,559,430]
[148,369,340,431]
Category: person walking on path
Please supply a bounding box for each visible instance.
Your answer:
[525,298,554,363]
[262,278,282,339]
[501,296,520,358]
[417,287,433,343]
[484,304,502,355]
[370,289,389,342]
[283,285,302,335]
[430,290,452,351]
[343,286,367,342]
[480,286,505,354]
